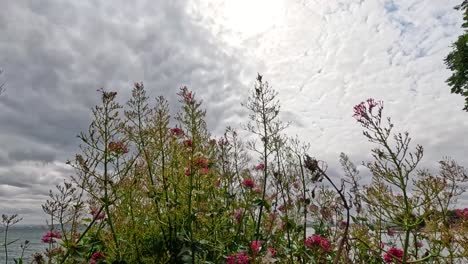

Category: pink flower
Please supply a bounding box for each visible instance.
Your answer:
[183,139,193,148]
[184,92,193,103]
[185,167,191,176]
[194,158,209,169]
[383,248,404,263]
[416,241,423,248]
[454,208,468,219]
[242,179,255,189]
[91,251,105,260]
[179,86,194,104]
[233,209,243,224]
[41,231,62,243]
[254,163,265,171]
[170,127,184,137]
[253,187,262,194]
[226,255,236,264]
[339,221,348,230]
[237,253,249,264]
[267,247,276,257]
[353,98,383,123]
[226,253,249,264]
[251,240,261,256]
[90,208,105,220]
[353,102,367,122]
[304,234,332,253]
[199,168,209,175]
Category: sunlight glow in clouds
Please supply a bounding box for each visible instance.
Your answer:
[192,0,285,43]
[222,0,284,37]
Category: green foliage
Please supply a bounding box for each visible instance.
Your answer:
[445,1,468,111]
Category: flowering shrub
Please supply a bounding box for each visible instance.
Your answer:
[1,77,463,264]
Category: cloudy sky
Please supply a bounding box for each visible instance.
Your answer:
[0,0,467,224]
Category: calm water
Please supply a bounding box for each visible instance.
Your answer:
[0,225,48,263]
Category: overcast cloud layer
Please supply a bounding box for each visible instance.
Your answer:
[0,0,467,224]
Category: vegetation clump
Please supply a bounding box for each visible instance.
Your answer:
[1,75,467,263]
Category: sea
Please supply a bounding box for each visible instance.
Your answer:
[0,225,48,263]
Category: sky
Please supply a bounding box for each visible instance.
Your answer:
[0,0,467,224]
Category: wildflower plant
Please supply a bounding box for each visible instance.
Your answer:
[21,76,467,264]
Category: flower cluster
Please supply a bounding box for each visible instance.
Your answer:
[254,163,265,171]
[352,98,383,125]
[242,178,255,189]
[194,157,209,174]
[233,209,244,224]
[183,139,193,148]
[194,158,209,169]
[41,231,62,243]
[179,86,194,104]
[267,247,276,257]
[170,127,184,137]
[251,240,261,256]
[304,234,332,253]
[90,208,105,220]
[88,251,105,264]
[383,248,404,263]
[108,141,128,154]
[226,253,249,264]
[454,208,468,219]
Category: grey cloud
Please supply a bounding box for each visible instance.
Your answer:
[0,0,250,221]
[8,148,56,163]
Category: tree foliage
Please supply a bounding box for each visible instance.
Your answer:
[445,0,468,111]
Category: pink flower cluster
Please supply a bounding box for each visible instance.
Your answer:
[383,247,404,263]
[242,179,255,189]
[183,139,193,148]
[88,251,105,264]
[352,98,383,123]
[233,209,244,224]
[179,86,194,104]
[194,157,209,175]
[254,163,265,171]
[226,253,249,264]
[194,158,209,169]
[455,208,468,219]
[304,234,332,253]
[170,127,184,137]
[90,208,105,220]
[251,240,261,256]
[267,247,276,257]
[41,231,62,243]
